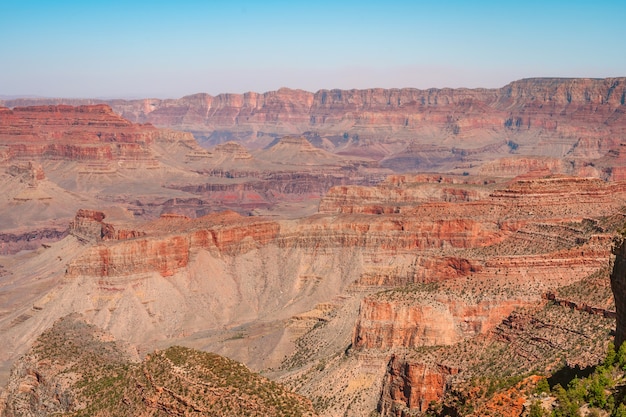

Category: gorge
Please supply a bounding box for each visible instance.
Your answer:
[1,77,626,416]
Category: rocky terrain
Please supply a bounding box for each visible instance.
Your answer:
[0,314,316,417]
[1,77,626,416]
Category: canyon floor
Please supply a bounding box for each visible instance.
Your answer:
[1,77,626,416]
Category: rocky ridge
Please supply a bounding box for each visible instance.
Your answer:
[0,314,317,417]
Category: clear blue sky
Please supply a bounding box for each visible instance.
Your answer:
[2,1,625,98]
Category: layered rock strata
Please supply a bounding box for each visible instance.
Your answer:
[69,209,145,243]
[3,78,625,175]
[353,295,537,349]
[66,211,280,278]
[0,105,200,171]
[0,228,68,255]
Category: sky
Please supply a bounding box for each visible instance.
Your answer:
[1,0,625,99]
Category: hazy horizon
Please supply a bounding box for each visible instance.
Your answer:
[2,1,625,99]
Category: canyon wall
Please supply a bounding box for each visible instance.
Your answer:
[2,78,624,173]
[2,83,626,416]
[66,211,281,278]
[378,356,459,415]
[3,78,624,138]
[353,296,532,349]
[0,104,197,163]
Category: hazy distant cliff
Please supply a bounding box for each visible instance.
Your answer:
[3,78,624,156]
[4,78,624,117]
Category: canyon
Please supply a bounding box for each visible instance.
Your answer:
[0,77,625,416]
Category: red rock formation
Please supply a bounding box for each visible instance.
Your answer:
[69,209,145,243]
[66,211,280,278]
[67,235,190,278]
[352,296,534,350]
[0,105,196,163]
[378,355,459,415]
[322,175,626,223]
[319,174,491,214]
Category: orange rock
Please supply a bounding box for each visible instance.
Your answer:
[378,355,459,414]
[352,297,534,350]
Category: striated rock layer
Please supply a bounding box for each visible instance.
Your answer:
[353,296,537,350]
[2,84,626,416]
[0,104,192,163]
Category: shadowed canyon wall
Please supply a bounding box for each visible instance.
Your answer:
[612,236,626,348]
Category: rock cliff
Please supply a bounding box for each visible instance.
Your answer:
[353,295,536,349]
[0,104,201,164]
[65,211,280,278]
[69,209,145,243]
[378,355,458,415]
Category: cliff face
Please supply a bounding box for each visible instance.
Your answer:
[69,209,145,243]
[54,174,618,353]
[322,175,626,221]
[7,78,624,137]
[0,104,197,163]
[66,211,280,278]
[318,174,490,214]
[353,296,535,350]
[378,356,459,415]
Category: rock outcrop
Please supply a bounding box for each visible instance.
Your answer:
[66,211,280,278]
[353,295,536,350]
[319,174,491,214]
[69,209,145,243]
[378,355,459,415]
[0,228,68,255]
